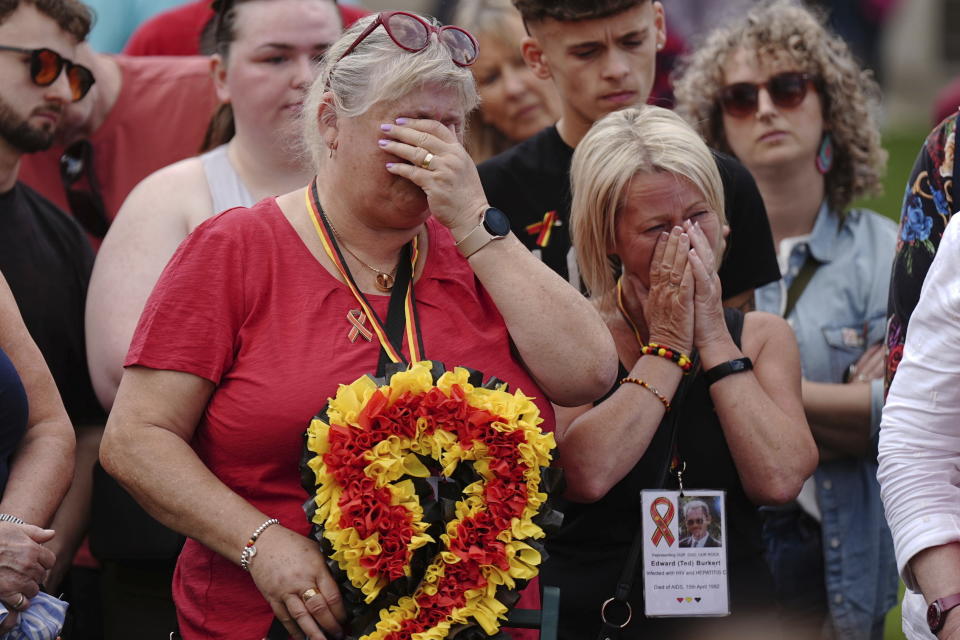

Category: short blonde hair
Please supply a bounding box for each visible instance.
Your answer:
[570,106,725,308]
[302,12,480,170]
[673,0,885,212]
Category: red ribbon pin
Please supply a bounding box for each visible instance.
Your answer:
[525,210,557,248]
[650,496,676,547]
[347,309,373,343]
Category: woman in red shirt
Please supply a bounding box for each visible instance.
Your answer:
[100,11,617,640]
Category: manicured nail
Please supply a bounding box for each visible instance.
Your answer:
[385,162,395,169]
[380,123,392,131]
[660,232,669,240]
[378,139,389,147]
[395,117,409,125]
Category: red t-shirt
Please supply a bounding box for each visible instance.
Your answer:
[124,0,370,56]
[18,55,217,227]
[125,198,555,639]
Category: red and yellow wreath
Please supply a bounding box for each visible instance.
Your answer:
[300,361,560,640]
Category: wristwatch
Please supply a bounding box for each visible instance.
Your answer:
[928,593,960,633]
[455,207,510,258]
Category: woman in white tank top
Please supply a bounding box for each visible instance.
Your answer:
[87,0,345,409]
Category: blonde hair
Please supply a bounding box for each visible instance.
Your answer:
[570,106,726,308]
[673,0,885,212]
[454,0,526,162]
[302,12,480,170]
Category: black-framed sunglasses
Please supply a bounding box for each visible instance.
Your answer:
[0,45,95,102]
[337,11,479,67]
[718,71,816,118]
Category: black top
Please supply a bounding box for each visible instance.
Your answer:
[0,182,104,427]
[478,125,781,297]
[541,308,775,639]
[0,347,28,495]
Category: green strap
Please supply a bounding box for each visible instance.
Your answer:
[783,255,820,319]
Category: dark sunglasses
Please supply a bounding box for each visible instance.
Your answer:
[685,518,704,526]
[718,71,816,118]
[0,45,95,102]
[337,11,479,67]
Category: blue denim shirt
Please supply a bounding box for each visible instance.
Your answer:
[756,203,899,639]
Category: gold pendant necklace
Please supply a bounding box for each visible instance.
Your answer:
[326,215,398,292]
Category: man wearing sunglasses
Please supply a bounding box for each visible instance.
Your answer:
[0,0,105,632]
[477,0,780,311]
[16,43,218,241]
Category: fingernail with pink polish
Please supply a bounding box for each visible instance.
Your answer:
[395,117,409,125]
[386,162,395,169]
[378,139,388,147]
[380,123,392,131]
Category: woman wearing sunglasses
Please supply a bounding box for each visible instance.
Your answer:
[99,10,615,640]
[674,2,896,638]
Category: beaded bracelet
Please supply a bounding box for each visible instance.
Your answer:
[641,342,693,373]
[620,377,671,412]
[240,517,280,572]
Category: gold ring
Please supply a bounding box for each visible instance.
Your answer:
[11,593,25,611]
[421,152,435,170]
[301,588,319,601]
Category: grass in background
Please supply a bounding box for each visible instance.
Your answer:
[855,123,932,223]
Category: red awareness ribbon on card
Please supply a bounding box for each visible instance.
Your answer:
[524,210,557,248]
[650,497,676,547]
[347,309,373,343]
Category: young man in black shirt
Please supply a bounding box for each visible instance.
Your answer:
[478,0,779,307]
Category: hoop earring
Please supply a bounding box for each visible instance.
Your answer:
[816,133,833,174]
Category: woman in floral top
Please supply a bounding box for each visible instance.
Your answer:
[886,112,958,388]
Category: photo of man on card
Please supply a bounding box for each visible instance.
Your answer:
[679,498,722,548]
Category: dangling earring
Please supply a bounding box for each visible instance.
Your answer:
[816,133,833,174]
[328,144,335,159]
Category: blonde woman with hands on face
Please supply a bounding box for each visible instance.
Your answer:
[543,105,816,640]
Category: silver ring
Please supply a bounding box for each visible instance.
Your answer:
[421,152,435,170]
[11,593,25,611]
[600,597,632,628]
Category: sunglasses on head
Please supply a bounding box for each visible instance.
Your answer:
[0,45,94,102]
[718,71,816,118]
[337,11,479,67]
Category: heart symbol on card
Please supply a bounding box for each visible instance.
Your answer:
[695,597,702,602]
[302,361,561,639]
[676,597,684,603]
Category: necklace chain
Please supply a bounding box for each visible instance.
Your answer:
[324,213,398,291]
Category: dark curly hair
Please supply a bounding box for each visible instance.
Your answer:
[0,0,92,41]
[512,0,648,24]
[673,0,885,212]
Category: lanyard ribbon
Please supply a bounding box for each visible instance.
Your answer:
[305,180,423,368]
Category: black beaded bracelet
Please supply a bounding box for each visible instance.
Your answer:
[703,357,753,386]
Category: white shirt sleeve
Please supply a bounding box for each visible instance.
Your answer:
[879,217,960,594]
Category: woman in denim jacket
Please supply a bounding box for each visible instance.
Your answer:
[674,2,898,638]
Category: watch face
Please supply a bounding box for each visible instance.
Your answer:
[483,208,511,237]
[929,601,943,632]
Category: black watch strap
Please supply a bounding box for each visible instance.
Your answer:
[703,357,753,386]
